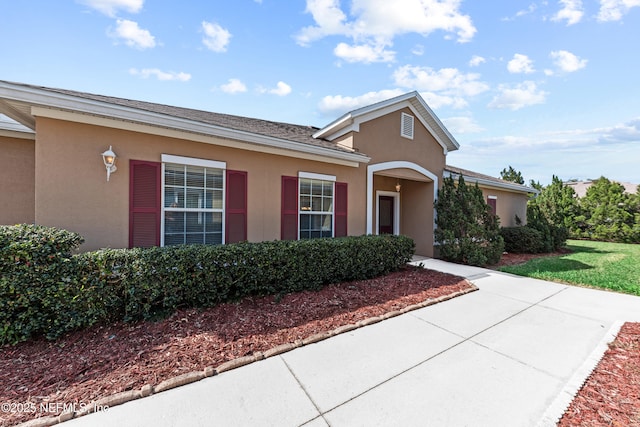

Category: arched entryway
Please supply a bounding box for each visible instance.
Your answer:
[367,161,438,257]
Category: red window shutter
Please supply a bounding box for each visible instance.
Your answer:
[281,176,298,240]
[335,182,348,237]
[225,170,248,243]
[129,160,161,248]
[487,197,497,216]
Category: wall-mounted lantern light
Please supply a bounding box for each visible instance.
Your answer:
[395,179,402,192]
[101,146,117,181]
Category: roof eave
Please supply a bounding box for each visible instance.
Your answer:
[443,169,539,195]
[0,81,370,165]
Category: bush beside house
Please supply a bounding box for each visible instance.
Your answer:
[434,175,504,266]
[0,225,415,345]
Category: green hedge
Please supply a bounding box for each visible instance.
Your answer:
[1,225,415,345]
[500,226,545,253]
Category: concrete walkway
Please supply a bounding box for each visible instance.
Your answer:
[66,259,640,427]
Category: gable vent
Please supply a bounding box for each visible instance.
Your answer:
[401,112,414,140]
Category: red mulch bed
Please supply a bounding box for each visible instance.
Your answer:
[0,266,471,427]
[489,249,571,269]
[559,322,640,426]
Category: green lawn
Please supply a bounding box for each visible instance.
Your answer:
[499,240,640,296]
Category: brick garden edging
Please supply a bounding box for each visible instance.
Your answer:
[16,282,478,427]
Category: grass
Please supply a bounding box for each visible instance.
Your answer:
[499,240,640,296]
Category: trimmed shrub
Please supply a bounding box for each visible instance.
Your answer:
[0,225,414,344]
[0,225,89,343]
[500,226,545,254]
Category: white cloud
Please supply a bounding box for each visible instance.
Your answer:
[442,116,485,134]
[296,0,476,63]
[552,0,584,25]
[451,117,640,185]
[318,89,405,115]
[78,0,143,17]
[393,65,490,99]
[202,21,231,52]
[488,81,547,110]
[259,81,292,96]
[220,78,247,94]
[129,68,191,81]
[598,0,640,21]
[111,19,155,49]
[411,44,425,56]
[334,42,395,63]
[507,54,535,74]
[550,50,587,72]
[598,117,640,142]
[469,55,486,67]
[502,3,537,21]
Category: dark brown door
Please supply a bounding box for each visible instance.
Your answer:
[378,196,394,234]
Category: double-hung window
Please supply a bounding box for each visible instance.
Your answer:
[299,173,335,239]
[129,155,246,248]
[281,172,347,240]
[162,155,226,246]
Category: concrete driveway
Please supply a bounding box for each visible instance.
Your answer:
[66,259,640,427]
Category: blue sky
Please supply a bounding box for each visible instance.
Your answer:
[2,0,640,185]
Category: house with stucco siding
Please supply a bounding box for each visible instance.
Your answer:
[0,80,536,256]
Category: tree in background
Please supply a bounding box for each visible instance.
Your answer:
[435,175,504,266]
[500,165,525,184]
[531,175,578,230]
[574,177,640,243]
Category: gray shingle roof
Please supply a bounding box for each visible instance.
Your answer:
[2,81,358,155]
[445,165,538,194]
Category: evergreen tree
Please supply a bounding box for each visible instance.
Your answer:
[500,166,524,184]
[435,175,504,266]
[577,177,638,242]
[531,175,578,229]
[525,175,574,251]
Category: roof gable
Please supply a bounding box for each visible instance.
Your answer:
[313,91,460,154]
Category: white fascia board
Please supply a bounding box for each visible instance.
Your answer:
[0,82,369,165]
[313,91,457,155]
[443,170,539,195]
[410,94,460,152]
[0,129,35,140]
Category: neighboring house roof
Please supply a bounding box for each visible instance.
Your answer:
[565,180,638,198]
[444,165,539,195]
[0,80,369,165]
[313,91,460,154]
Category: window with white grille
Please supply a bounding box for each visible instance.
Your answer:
[401,112,414,140]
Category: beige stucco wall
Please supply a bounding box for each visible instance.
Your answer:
[0,135,35,225]
[351,107,447,175]
[479,187,530,227]
[348,107,446,257]
[34,117,367,251]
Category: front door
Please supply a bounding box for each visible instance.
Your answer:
[378,195,394,234]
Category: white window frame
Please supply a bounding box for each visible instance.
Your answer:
[298,171,336,239]
[160,154,227,246]
[375,190,400,235]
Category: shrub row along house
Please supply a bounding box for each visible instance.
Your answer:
[0,80,536,256]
